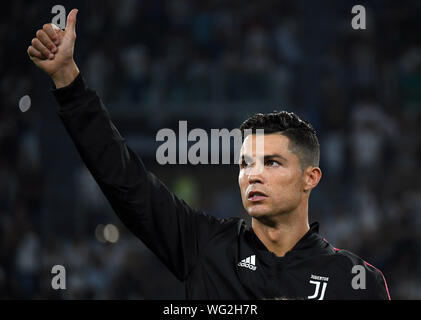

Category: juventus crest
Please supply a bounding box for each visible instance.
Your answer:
[308,274,329,300]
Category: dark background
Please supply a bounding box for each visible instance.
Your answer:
[1,0,420,299]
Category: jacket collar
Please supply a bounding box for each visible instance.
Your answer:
[249,221,328,259]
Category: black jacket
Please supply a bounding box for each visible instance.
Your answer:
[52,73,390,300]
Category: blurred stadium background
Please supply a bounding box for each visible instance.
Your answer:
[1,0,421,299]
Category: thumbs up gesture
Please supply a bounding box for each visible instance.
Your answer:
[28,9,80,88]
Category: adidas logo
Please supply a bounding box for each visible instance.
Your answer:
[238,255,257,271]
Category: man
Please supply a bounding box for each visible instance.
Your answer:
[27,9,390,299]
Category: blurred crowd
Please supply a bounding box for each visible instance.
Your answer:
[1,0,421,299]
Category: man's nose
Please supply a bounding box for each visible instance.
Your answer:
[247,164,264,184]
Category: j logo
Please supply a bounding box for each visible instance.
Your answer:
[308,275,329,300]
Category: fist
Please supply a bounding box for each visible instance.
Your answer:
[27,9,78,78]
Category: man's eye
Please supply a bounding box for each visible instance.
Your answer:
[240,160,253,168]
[265,160,280,166]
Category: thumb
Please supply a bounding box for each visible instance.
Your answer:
[65,9,78,35]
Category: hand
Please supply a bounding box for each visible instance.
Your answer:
[27,9,80,88]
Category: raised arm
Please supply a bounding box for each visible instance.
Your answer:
[27,9,229,281]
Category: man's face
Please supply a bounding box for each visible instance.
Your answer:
[238,133,306,219]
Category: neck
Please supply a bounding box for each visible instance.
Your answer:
[251,203,310,257]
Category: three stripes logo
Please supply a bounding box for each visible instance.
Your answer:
[238,255,257,271]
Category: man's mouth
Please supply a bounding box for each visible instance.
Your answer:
[247,191,268,202]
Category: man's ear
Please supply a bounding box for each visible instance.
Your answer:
[303,167,322,192]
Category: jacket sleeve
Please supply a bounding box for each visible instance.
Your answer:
[337,250,391,300]
[52,73,226,281]
[364,261,391,300]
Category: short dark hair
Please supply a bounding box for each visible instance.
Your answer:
[239,111,320,169]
